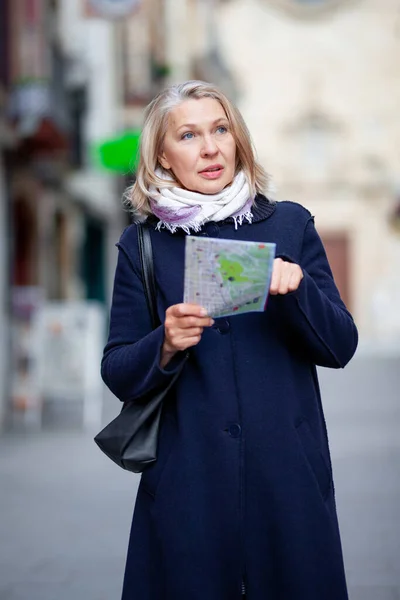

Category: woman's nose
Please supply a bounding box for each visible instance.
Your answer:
[201,136,218,156]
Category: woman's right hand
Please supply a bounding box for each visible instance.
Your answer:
[161,304,214,368]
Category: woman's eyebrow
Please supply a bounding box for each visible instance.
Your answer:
[176,117,229,132]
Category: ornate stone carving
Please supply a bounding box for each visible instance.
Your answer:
[265,0,359,19]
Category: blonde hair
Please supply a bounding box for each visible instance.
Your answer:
[126,80,269,215]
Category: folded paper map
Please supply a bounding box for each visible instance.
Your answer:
[184,236,276,318]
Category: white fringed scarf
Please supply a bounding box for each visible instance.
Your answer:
[149,170,254,234]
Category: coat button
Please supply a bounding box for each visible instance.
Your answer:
[228,423,241,438]
[205,223,220,237]
[215,318,230,334]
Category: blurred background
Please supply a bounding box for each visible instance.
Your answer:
[0,0,399,599]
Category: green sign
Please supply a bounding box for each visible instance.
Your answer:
[92,130,141,173]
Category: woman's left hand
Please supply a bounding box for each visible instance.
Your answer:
[269,258,304,296]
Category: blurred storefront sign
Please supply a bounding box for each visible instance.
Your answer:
[10,81,51,122]
[10,286,44,429]
[84,0,142,19]
[9,81,69,157]
[7,1,70,154]
[33,302,105,430]
[10,296,105,431]
[91,130,141,172]
[8,0,48,85]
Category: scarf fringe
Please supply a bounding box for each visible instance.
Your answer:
[155,219,205,235]
[155,210,254,234]
[233,210,253,230]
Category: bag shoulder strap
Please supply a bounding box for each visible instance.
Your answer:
[137,223,160,330]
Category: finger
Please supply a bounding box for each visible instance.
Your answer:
[179,327,204,338]
[171,333,203,351]
[278,262,293,294]
[169,303,208,318]
[288,267,303,292]
[269,259,283,295]
[165,330,203,353]
[181,335,202,349]
[178,316,214,329]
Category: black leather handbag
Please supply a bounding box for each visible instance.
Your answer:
[94,223,186,473]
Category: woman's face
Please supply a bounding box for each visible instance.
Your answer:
[159,97,237,194]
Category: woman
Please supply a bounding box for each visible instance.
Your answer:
[101,80,358,600]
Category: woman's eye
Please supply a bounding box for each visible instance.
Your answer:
[181,132,194,140]
[216,126,227,134]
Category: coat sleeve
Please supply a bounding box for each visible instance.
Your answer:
[277,216,358,368]
[101,243,186,403]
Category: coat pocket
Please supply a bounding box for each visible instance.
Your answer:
[295,418,332,501]
[139,413,178,499]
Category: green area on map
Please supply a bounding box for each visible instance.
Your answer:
[184,236,276,318]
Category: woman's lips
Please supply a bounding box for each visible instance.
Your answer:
[199,166,224,180]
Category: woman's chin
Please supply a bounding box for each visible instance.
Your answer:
[190,178,233,195]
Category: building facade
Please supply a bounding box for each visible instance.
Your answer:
[0,0,13,427]
[215,0,400,347]
[119,0,400,347]
[3,0,396,426]
[0,0,132,430]
[0,154,9,428]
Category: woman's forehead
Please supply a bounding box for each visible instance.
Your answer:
[167,98,228,128]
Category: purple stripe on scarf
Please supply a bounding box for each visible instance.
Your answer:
[150,199,202,225]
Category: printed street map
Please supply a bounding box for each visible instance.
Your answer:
[184,236,276,318]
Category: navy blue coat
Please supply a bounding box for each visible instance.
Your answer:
[101,197,358,600]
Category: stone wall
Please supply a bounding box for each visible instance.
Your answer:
[217,0,400,344]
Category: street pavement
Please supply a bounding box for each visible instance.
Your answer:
[0,428,139,600]
[321,353,400,600]
[0,353,399,600]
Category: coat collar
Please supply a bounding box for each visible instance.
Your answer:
[225,194,276,224]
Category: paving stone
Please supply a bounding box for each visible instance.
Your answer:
[0,354,399,599]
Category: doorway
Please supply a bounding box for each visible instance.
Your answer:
[320,232,351,310]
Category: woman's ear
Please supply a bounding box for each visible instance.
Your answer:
[158,153,171,170]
